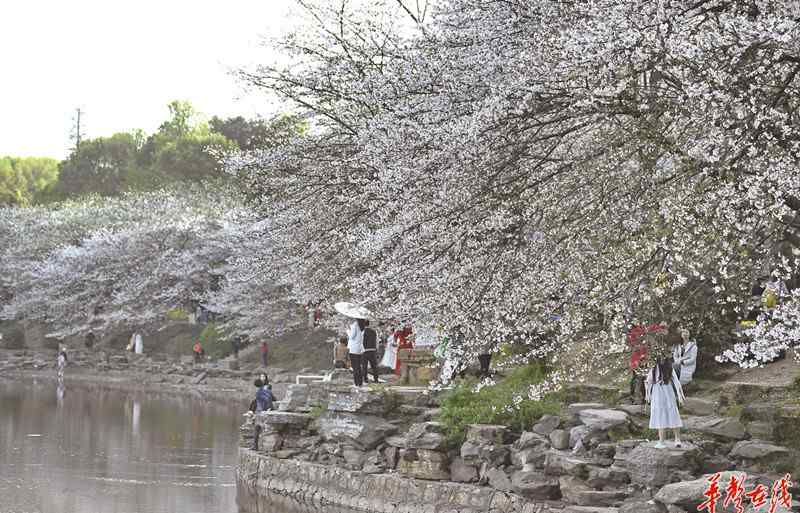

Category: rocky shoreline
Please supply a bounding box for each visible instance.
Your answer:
[0,347,303,405]
[236,375,800,513]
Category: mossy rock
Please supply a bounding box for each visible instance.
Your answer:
[774,409,800,449]
[557,384,620,405]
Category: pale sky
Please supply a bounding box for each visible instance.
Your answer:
[0,0,296,159]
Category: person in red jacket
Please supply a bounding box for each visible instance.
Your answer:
[627,323,665,403]
[260,341,269,368]
[393,325,414,375]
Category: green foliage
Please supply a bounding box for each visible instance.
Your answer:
[166,307,189,321]
[48,103,305,200]
[209,113,307,152]
[54,131,145,198]
[309,404,325,419]
[367,383,404,414]
[196,323,233,360]
[0,156,59,206]
[721,403,744,419]
[437,363,560,448]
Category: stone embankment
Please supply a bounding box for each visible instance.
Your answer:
[237,376,800,513]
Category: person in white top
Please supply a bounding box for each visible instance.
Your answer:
[646,357,685,449]
[672,328,697,385]
[347,319,366,387]
[133,332,144,354]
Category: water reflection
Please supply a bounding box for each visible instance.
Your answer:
[0,378,243,513]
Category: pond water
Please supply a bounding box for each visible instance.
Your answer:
[0,378,244,513]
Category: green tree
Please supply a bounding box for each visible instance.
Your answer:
[139,101,237,181]
[209,114,306,152]
[0,156,59,206]
[54,132,143,197]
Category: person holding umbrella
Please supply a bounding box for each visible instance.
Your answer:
[335,302,372,387]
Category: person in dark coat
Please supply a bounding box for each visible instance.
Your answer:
[361,321,379,383]
[255,381,276,412]
[251,379,277,451]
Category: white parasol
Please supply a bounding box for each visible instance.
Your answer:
[334,302,373,319]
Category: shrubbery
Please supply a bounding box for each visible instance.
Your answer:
[437,363,561,447]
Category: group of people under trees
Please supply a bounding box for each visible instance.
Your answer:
[628,271,793,450]
[336,319,414,387]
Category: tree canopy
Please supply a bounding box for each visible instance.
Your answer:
[0,156,59,206]
[226,0,800,385]
[50,101,304,199]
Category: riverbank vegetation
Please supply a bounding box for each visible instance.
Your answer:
[438,364,560,447]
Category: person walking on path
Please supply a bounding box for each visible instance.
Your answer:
[347,318,366,387]
[260,341,269,367]
[362,321,379,383]
[645,357,685,449]
[672,328,698,385]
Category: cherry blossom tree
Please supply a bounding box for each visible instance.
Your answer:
[230,0,800,383]
[0,185,265,339]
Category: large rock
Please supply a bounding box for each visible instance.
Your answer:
[683,415,747,440]
[254,411,312,427]
[624,441,702,488]
[318,411,397,450]
[279,384,311,412]
[561,476,628,506]
[397,449,450,480]
[257,433,283,452]
[729,440,790,460]
[383,446,399,469]
[544,450,591,478]
[617,404,646,416]
[563,507,619,513]
[571,425,593,448]
[342,446,366,468]
[533,415,561,436]
[567,403,608,416]
[512,448,548,471]
[579,409,629,430]
[512,431,551,470]
[465,424,511,444]
[560,475,592,503]
[512,471,560,500]
[682,397,717,416]
[746,422,774,440]
[515,431,551,451]
[654,472,756,510]
[551,429,571,450]
[484,467,513,492]
[587,466,630,489]
[449,457,478,483]
[327,386,385,414]
[575,490,629,507]
[461,430,511,467]
[403,422,447,450]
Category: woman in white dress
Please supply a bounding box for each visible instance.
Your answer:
[645,357,685,448]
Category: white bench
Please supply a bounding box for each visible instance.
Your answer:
[295,372,332,385]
